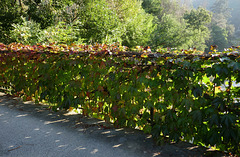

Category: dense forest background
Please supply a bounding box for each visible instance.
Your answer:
[190,0,240,32]
[0,0,239,52]
[181,0,240,51]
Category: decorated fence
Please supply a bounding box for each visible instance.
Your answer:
[0,43,239,154]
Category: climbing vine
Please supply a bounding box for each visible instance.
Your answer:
[0,43,239,155]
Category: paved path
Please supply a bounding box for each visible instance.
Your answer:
[0,92,225,157]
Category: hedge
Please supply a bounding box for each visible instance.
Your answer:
[0,43,239,155]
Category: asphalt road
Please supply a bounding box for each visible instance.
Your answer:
[0,92,225,157]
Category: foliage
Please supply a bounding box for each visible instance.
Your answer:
[142,1,212,51]
[9,18,83,45]
[189,0,240,51]
[208,24,229,51]
[142,0,164,16]
[142,0,182,18]
[0,0,238,52]
[184,7,211,30]
[10,17,42,45]
[208,0,235,51]
[2,0,155,47]
[183,7,212,51]
[0,43,239,155]
[0,0,23,43]
[78,0,155,46]
[116,0,155,47]
[40,21,83,45]
[79,0,122,44]
[24,0,58,29]
[211,0,231,20]
[150,14,187,49]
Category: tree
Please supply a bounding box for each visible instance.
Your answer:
[111,0,155,46]
[150,14,187,49]
[142,0,189,49]
[142,0,212,51]
[9,17,42,45]
[142,0,164,17]
[184,7,211,30]
[209,0,235,50]
[142,0,183,19]
[77,0,155,46]
[209,24,228,50]
[211,0,231,20]
[78,0,121,44]
[0,0,23,43]
[24,0,61,29]
[229,0,240,32]
[183,7,212,50]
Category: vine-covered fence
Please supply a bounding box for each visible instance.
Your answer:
[0,43,239,154]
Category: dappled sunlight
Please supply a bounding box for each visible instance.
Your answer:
[8,145,15,149]
[44,131,52,137]
[44,119,69,125]
[112,144,122,148]
[101,131,111,135]
[77,128,86,132]
[115,128,124,132]
[152,152,161,157]
[107,135,116,138]
[58,144,68,148]
[16,114,28,118]
[186,146,200,151]
[63,110,80,116]
[146,135,152,139]
[74,146,87,150]
[56,132,63,135]
[90,149,98,154]
[25,136,31,139]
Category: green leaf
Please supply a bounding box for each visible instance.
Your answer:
[208,130,220,146]
[221,114,236,128]
[191,110,202,123]
[193,86,203,98]
[155,102,167,111]
[181,98,193,110]
[227,61,240,71]
[212,97,225,111]
[209,114,219,127]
